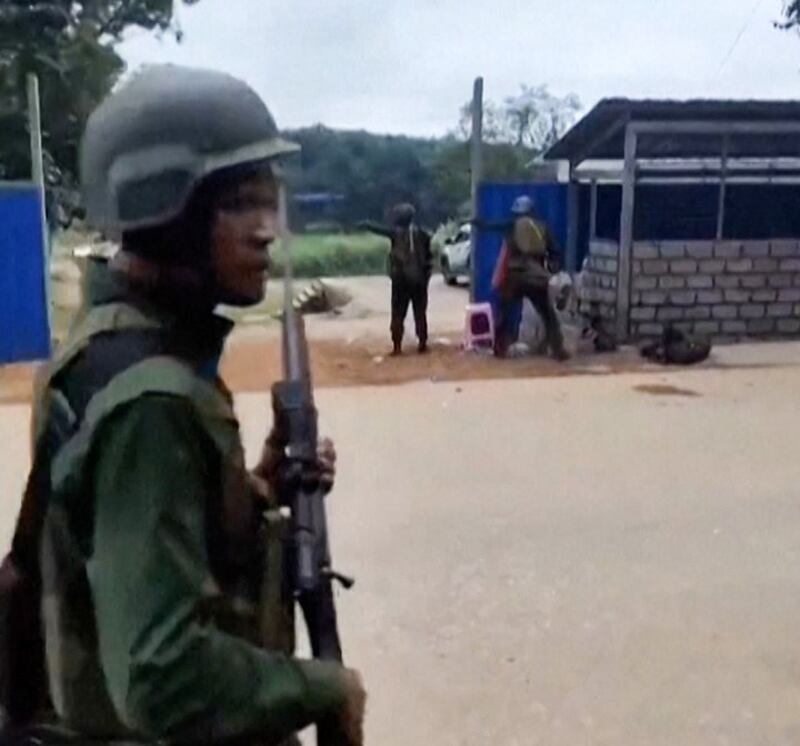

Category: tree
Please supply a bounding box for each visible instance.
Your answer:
[504,85,581,151]
[0,1,200,193]
[779,1,800,29]
[458,84,581,152]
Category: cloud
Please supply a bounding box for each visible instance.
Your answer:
[119,0,800,137]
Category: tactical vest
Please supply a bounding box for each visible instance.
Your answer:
[2,300,257,741]
[505,217,551,290]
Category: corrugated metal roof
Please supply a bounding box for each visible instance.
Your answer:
[545,98,800,163]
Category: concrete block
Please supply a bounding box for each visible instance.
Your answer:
[722,320,747,334]
[712,335,739,345]
[742,241,770,258]
[747,318,776,335]
[632,243,659,260]
[712,305,738,320]
[769,274,793,288]
[638,323,664,337]
[770,240,800,258]
[767,303,793,318]
[659,242,685,259]
[659,276,686,290]
[700,259,725,273]
[724,289,751,303]
[641,290,668,305]
[591,241,620,258]
[671,259,698,274]
[726,259,754,274]
[657,307,686,321]
[740,275,766,289]
[779,258,800,272]
[633,276,658,291]
[669,291,697,306]
[687,275,713,289]
[632,261,642,275]
[685,306,712,320]
[642,260,669,275]
[714,242,741,259]
[631,307,657,321]
[753,258,779,272]
[777,318,800,334]
[751,289,777,303]
[685,241,714,259]
[693,320,720,336]
[698,290,724,304]
[716,276,740,289]
[740,304,766,319]
[778,288,800,303]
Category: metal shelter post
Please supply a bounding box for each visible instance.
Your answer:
[589,179,598,242]
[566,164,579,272]
[616,125,637,342]
[716,134,730,240]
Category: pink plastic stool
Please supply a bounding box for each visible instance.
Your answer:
[463,302,495,351]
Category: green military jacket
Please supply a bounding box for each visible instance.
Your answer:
[360,221,433,284]
[35,264,345,744]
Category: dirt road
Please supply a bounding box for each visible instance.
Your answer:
[2,345,800,745]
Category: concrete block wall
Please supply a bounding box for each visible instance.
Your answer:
[579,239,618,324]
[580,239,800,342]
[629,240,800,341]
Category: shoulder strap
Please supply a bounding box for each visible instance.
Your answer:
[51,355,236,497]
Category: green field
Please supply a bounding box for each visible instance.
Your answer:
[56,228,446,280]
[274,232,390,278]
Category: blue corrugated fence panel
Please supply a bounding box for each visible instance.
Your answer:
[0,187,51,363]
[474,182,568,332]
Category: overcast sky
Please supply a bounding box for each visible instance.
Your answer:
[120,0,800,137]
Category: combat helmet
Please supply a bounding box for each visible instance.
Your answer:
[80,64,298,234]
[391,202,416,226]
[510,195,534,216]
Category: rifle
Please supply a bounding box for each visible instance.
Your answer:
[260,185,356,746]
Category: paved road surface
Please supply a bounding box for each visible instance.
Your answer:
[1,348,799,745]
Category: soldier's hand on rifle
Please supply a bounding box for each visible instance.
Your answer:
[253,431,337,491]
[317,436,336,492]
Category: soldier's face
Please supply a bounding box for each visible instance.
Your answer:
[209,170,279,306]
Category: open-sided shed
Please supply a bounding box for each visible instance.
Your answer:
[545,99,800,342]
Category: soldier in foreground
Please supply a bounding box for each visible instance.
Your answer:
[480,195,569,360]
[1,65,365,745]
[359,203,433,355]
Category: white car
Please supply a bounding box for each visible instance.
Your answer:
[440,223,471,285]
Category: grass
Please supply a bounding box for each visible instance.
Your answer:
[274,232,389,278]
[49,231,394,337]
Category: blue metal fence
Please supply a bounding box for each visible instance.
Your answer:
[474,182,569,331]
[0,185,51,363]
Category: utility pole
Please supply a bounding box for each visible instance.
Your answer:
[469,76,483,301]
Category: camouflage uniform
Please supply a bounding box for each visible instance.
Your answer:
[477,202,567,359]
[361,205,433,353]
[1,66,349,745]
